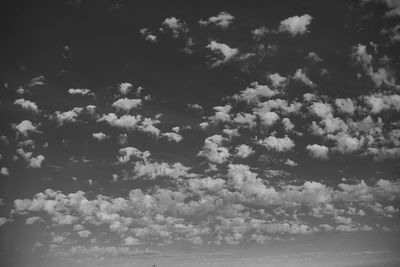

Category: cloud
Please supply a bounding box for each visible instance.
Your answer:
[1,167,9,176]
[16,148,45,168]
[235,144,254,158]
[306,144,330,159]
[258,135,295,152]
[198,135,230,164]
[68,88,94,96]
[13,120,38,137]
[92,132,109,141]
[206,41,239,67]
[53,107,83,125]
[140,28,157,42]
[112,98,142,111]
[233,82,278,104]
[268,73,288,88]
[335,98,356,115]
[118,147,150,163]
[14,98,39,113]
[293,68,316,87]
[161,17,188,38]
[118,83,133,95]
[98,113,142,129]
[162,132,183,143]
[199,12,235,29]
[364,93,400,114]
[278,14,313,36]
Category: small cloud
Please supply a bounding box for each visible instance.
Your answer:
[199,12,235,29]
[278,14,313,36]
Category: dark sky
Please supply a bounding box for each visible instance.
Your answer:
[0,1,400,266]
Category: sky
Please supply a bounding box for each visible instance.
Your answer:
[0,0,400,266]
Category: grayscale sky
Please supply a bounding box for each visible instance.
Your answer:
[0,0,400,266]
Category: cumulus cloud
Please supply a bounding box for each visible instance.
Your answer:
[118,147,150,163]
[140,28,157,42]
[278,14,313,36]
[68,88,94,96]
[206,41,238,67]
[161,17,188,38]
[16,148,45,168]
[292,68,316,87]
[1,167,9,176]
[14,99,39,113]
[92,132,109,141]
[13,120,38,137]
[198,135,230,164]
[306,144,330,159]
[118,83,133,95]
[53,107,83,125]
[199,12,235,29]
[235,144,254,158]
[98,113,142,129]
[233,82,278,104]
[258,135,295,152]
[335,98,356,115]
[112,98,142,112]
[162,132,183,143]
[364,93,400,114]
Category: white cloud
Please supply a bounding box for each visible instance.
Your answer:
[112,98,142,111]
[161,17,188,38]
[54,107,83,125]
[233,82,278,104]
[335,98,356,115]
[258,136,295,152]
[140,28,157,42]
[92,132,109,141]
[118,83,133,95]
[285,159,298,166]
[306,144,330,160]
[293,68,316,87]
[162,132,183,143]
[1,167,9,176]
[14,99,39,113]
[118,147,150,163]
[364,93,400,114]
[68,88,94,96]
[199,12,235,29]
[279,14,313,36]
[235,144,254,158]
[98,113,141,129]
[309,101,333,118]
[206,41,239,67]
[198,135,230,164]
[268,73,288,88]
[14,120,38,137]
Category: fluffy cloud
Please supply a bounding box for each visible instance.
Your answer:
[112,98,142,111]
[53,107,83,125]
[161,17,188,38]
[162,132,183,143]
[306,144,330,160]
[335,98,356,115]
[233,82,278,104]
[198,135,230,164]
[16,148,45,168]
[118,83,133,95]
[206,41,238,67]
[293,68,316,87]
[1,167,9,176]
[278,14,313,36]
[364,93,400,114]
[118,147,150,163]
[258,136,295,152]
[235,144,254,158]
[199,12,235,29]
[68,88,94,96]
[13,120,38,137]
[92,132,109,141]
[98,113,141,129]
[140,28,157,42]
[14,98,39,113]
